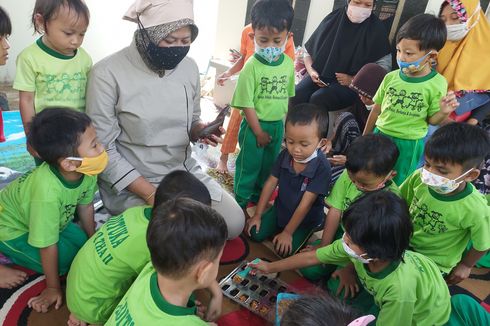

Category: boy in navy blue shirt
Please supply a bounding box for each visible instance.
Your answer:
[246,104,331,256]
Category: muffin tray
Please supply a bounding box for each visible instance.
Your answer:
[219,260,297,322]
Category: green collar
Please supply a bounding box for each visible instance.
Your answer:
[36,37,77,60]
[144,207,152,221]
[150,272,197,316]
[253,53,285,66]
[399,69,437,83]
[48,164,84,189]
[364,260,401,279]
[428,182,473,202]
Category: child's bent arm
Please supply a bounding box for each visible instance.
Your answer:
[255,175,279,216]
[19,91,35,134]
[242,108,263,135]
[252,250,321,274]
[284,191,319,235]
[320,207,341,247]
[446,248,488,285]
[363,104,381,135]
[77,203,95,237]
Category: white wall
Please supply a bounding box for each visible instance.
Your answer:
[303,0,335,44]
[0,0,219,83]
[425,0,444,15]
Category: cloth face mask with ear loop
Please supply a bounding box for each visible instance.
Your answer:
[67,151,109,176]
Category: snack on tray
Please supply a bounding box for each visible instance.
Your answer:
[259,306,270,315]
[239,294,249,302]
[250,300,260,311]
[232,274,244,284]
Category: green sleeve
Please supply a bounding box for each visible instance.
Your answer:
[399,170,418,204]
[325,170,350,210]
[377,300,415,326]
[77,177,97,205]
[231,60,256,110]
[463,205,490,252]
[28,201,61,247]
[13,51,36,92]
[315,239,351,265]
[427,75,447,117]
[372,72,389,105]
[287,60,295,97]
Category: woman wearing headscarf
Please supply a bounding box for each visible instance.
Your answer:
[438,0,490,124]
[292,0,391,111]
[86,0,245,239]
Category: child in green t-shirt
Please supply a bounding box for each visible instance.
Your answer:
[0,108,108,313]
[232,0,295,215]
[106,197,228,326]
[364,14,459,185]
[66,170,212,326]
[300,134,399,282]
[13,0,92,159]
[251,191,454,325]
[401,123,490,283]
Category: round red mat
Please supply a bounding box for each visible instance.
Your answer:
[220,235,249,265]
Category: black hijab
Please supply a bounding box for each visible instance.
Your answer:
[305,3,391,83]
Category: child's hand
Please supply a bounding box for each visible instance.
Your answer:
[439,91,459,114]
[27,287,62,313]
[248,260,272,274]
[331,264,359,299]
[446,262,472,285]
[217,71,232,86]
[68,313,87,326]
[335,73,353,86]
[246,214,262,236]
[195,299,207,319]
[273,231,293,256]
[256,130,272,147]
[327,155,347,166]
[205,290,223,321]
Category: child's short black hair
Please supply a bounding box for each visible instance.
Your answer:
[285,103,328,138]
[0,6,12,35]
[281,293,358,326]
[154,170,211,208]
[251,0,294,32]
[343,191,413,261]
[147,198,227,279]
[32,0,90,34]
[28,108,92,165]
[425,123,490,170]
[345,134,399,177]
[396,13,447,51]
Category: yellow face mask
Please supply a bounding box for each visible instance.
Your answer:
[67,150,109,176]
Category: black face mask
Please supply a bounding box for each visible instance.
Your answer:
[137,17,190,71]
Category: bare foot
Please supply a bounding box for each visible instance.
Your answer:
[216,154,229,173]
[67,313,88,326]
[0,265,28,289]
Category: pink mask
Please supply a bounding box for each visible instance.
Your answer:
[347,4,372,24]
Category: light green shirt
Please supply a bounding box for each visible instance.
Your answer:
[13,38,92,113]
[105,262,206,326]
[231,53,295,121]
[373,69,447,140]
[0,163,96,247]
[326,170,400,211]
[67,206,152,324]
[400,169,490,273]
[316,241,451,326]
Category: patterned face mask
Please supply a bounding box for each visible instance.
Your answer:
[421,168,472,194]
[397,51,432,75]
[254,37,287,63]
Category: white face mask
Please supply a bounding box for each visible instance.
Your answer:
[446,4,481,42]
[347,4,372,24]
[342,234,373,264]
[293,148,318,164]
[420,168,473,195]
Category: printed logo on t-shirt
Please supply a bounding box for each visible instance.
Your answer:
[411,196,448,234]
[38,72,87,104]
[113,299,135,325]
[384,87,425,118]
[258,75,289,100]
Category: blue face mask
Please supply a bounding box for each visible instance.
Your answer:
[254,37,287,63]
[397,51,432,75]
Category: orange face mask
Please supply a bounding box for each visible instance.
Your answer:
[67,151,109,176]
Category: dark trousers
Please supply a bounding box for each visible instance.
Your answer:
[292,76,359,111]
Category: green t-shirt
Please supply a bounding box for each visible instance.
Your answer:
[66,206,152,324]
[0,163,96,247]
[13,38,92,113]
[316,241,451,326]
[373,69,447,140]
[231,53,295,121]
[400,169,490,273]
[326,170,400,211]
[105,262,206,326]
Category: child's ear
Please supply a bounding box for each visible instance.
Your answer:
[59,158,79,172]
[34,13,45,33]
[248,32,254,42]
[318,138,328,148]
[465,168,480,182]
[195,260,213,287]
[387,170,397,180]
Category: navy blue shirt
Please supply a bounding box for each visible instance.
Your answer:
[271,149,331,229]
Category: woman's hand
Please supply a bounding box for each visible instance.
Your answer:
[335,73,353,86]
[200,126,226,147]
[327,155,346,166]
